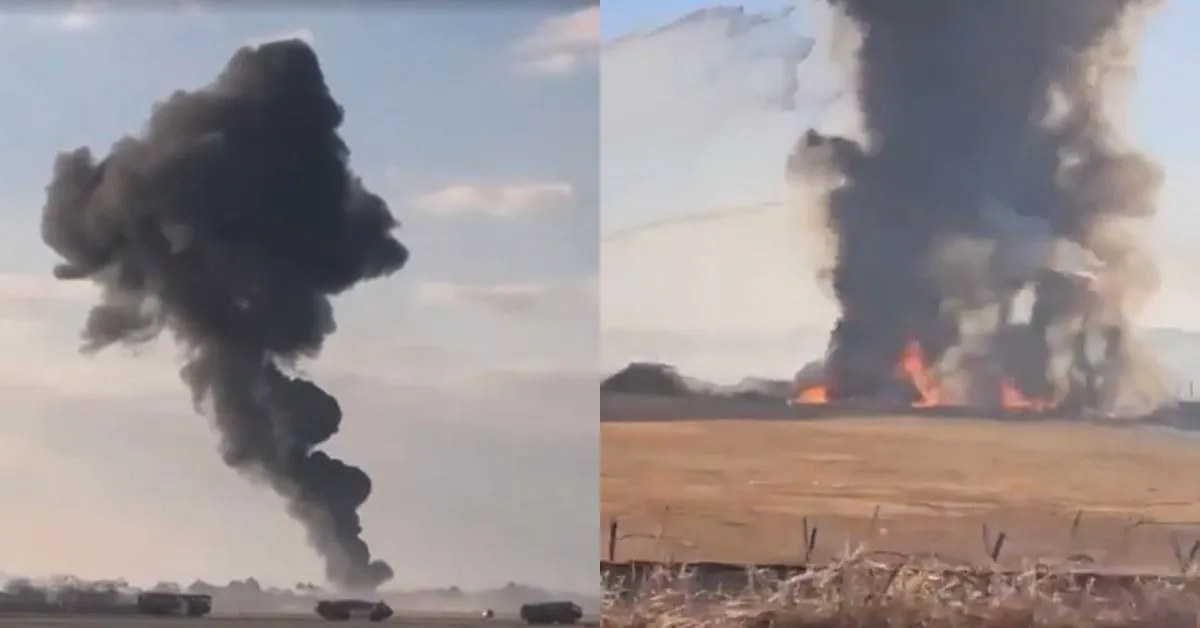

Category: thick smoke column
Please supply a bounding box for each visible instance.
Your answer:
[790,0,1164,411]
[40,40,407,590]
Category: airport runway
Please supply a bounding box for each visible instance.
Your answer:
[0,612,598,627]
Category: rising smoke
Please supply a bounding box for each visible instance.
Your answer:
[789,0,1166,413]
[40,39,407,590]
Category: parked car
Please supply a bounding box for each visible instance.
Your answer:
[519,600,583,625]
[314,598,394,622]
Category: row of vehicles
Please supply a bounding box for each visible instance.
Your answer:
[136,591,583,624]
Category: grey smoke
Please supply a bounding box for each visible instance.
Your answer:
[40,39,407,590]
[789,0,1166,413]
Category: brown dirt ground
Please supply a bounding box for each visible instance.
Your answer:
[601,417,1200,571]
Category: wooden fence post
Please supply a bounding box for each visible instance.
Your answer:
[608,518,619,562]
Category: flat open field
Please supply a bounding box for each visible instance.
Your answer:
[0,612,565,627]
[601,417,1200,570]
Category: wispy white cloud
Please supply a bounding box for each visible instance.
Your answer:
[516,6,600,53]
[416,278,595,319]
[13,1,103,32]
[0,273,97,302]
[176,0,209,13]
[58,5,98,31]
[412,181,573,217]
[511,6,599,77]
[244,27,314,48]
[516,52,579,77]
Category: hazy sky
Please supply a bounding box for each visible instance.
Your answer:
[600,0,1200,373]
[0,3,598,592]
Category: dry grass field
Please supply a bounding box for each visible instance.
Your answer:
[601,417,1200,570]
[601,554,1200,627]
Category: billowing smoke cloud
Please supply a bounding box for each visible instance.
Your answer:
[789,0,1166,413]
[40,40,407,590]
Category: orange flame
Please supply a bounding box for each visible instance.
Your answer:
[797,386,827,403]
[999,379,1053,411]
[893,340,937,407]
[794,339,1054,411]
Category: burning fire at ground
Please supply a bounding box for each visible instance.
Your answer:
[785,0,1167,418]
[794,340,1056,412]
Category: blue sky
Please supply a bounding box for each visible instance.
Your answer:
[0,3,598,593]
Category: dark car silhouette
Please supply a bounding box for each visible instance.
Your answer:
[315,598,394,622]
[519,601,583,625]
[136,591,213,617]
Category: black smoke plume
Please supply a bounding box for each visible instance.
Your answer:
[789,0,1165,412]
[40,39,407,590]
